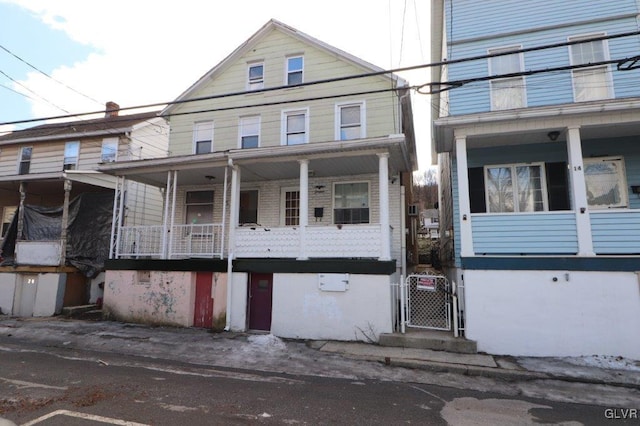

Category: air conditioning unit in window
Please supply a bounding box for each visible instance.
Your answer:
[408,204,419,216]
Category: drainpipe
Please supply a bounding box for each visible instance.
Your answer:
[400,184,407,279]
[220,166,228,260]
[225,158,239,331]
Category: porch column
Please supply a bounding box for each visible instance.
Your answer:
[378,152,391,261]
[109,177,123,259]
[566,126,594,256]
[16,182,26,241]
[298,159,309,260]
[60,179,72,266]
[228,164,241,252]
[161,171,173,258]
[455,135,474,257]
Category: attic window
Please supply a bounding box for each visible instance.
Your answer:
[286,56,303,85]
[248,63,264,90]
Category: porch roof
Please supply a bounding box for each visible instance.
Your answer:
[433,97,640,153]
[98,135,411,186]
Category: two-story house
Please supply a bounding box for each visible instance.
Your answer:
[431,0,640,359]
[100,19,417,341]
[0,104,168,317]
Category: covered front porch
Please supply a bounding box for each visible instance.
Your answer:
[434,99,640,260]
[103,136,410,262]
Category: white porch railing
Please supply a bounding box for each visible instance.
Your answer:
[116,224,223,259]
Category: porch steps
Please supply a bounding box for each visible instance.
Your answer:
[379,329,477,354]
[61,304,102,320]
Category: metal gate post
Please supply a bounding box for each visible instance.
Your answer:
[400,275,406,333]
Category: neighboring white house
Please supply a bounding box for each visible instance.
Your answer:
[100,20,418,341]
[0,103,169,317]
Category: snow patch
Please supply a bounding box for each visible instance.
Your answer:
[562,355,640,372]
[247,334,287,351]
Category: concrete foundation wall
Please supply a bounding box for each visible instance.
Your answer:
[103,270,196,327]
[0,273,17,315]
[464,269,640,360]
[33,274,64,317]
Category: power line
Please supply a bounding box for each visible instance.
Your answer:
[2,30,640,127]
[0,69,70,113]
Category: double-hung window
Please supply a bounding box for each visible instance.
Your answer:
[101,137,118,162]
[193,121,214,154]
[282,109,308,145]
[488,46,526,110]
[240,116,260,148]
[583,157,628,209]
[336,102,365,140]
[286,56,303,85]
[18,146,32,175]
[185,191,214,224]
[63,141,80,170]
[569,34,613,102]
[248,63,264,90]
[281,187,300,226]
[484,163,547,213]
[334,182,370,224]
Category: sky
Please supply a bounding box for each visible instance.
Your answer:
[0,0,432,169]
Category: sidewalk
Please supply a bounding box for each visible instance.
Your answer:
[1,316,639,391]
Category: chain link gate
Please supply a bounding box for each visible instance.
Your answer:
[406,274,451,330]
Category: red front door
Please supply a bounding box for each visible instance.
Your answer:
[248,273,273,331]
[194,272,214,328]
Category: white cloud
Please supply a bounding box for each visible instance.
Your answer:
[7,0,432,167]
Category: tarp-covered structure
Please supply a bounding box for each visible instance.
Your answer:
[0,192,113,277]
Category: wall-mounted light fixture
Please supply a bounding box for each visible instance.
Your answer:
[547,131,560,141]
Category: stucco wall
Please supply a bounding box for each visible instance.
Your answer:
[104,270,196,327]
[464,269,640,360]
[0,273,17,315]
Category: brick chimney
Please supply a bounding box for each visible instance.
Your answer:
[105,101,120,118]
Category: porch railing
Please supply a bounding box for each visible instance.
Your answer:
[116,224,223,259]
[590,210,640,254]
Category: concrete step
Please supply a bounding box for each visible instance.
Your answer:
[379,329,477,354]
[61,304,98,317]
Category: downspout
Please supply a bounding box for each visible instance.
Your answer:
[225,158,236,331]
[220,166,228,259]
[400,184,407,279]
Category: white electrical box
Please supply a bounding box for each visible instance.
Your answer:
[318,273,349,292]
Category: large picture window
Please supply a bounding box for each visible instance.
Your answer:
[488,46,526,110]
[484,163,547,213]
[334,182,369,224]
[569,34,613,102]
[583,157,628,209]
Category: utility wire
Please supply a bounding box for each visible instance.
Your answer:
[2,30,640,127]
[0,69,70,113]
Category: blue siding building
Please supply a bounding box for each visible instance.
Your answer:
[432,0,640,359]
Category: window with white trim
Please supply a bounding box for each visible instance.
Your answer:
[240,116,260,149]
[193,121,214,154]
[18,146,32,175]
[484,163,548,213]
[334,182,370,224]
[488,46,526,110]
[63,141,80,170]
[280,187,300,226]
[248,63,264,90]
[101,137,118,162]
[282,109,308,145]
[569,34,613,102]
[286,56,303,85]
[185,191,214,224]
[336,102,365,140]
[583,157,628,209]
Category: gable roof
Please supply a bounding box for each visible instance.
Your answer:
[0,111,161,145]
[161,19,406,116]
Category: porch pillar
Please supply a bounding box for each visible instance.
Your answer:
[109,177,123,259]
[161,171,173,259]
[455,135,474,257]
[60,179,72,266]
[168,170,178,258]
[566,126,594,256]
[298,159,309,260]
[378,152,391,261]
[228,164,241,251]
[16,182,26,242]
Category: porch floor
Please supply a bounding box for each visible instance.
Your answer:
[379,328,477,354]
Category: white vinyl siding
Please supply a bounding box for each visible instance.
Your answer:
[286,55,303,85]
[239,116,260,149]
[484,163,548,213]
[281,108,309,145]
[488,46,526,110]
[335,101,365,140]
[583,157,628,209]
[248,62,264,90]
[193,121,214,154]
[569,34,613,102]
